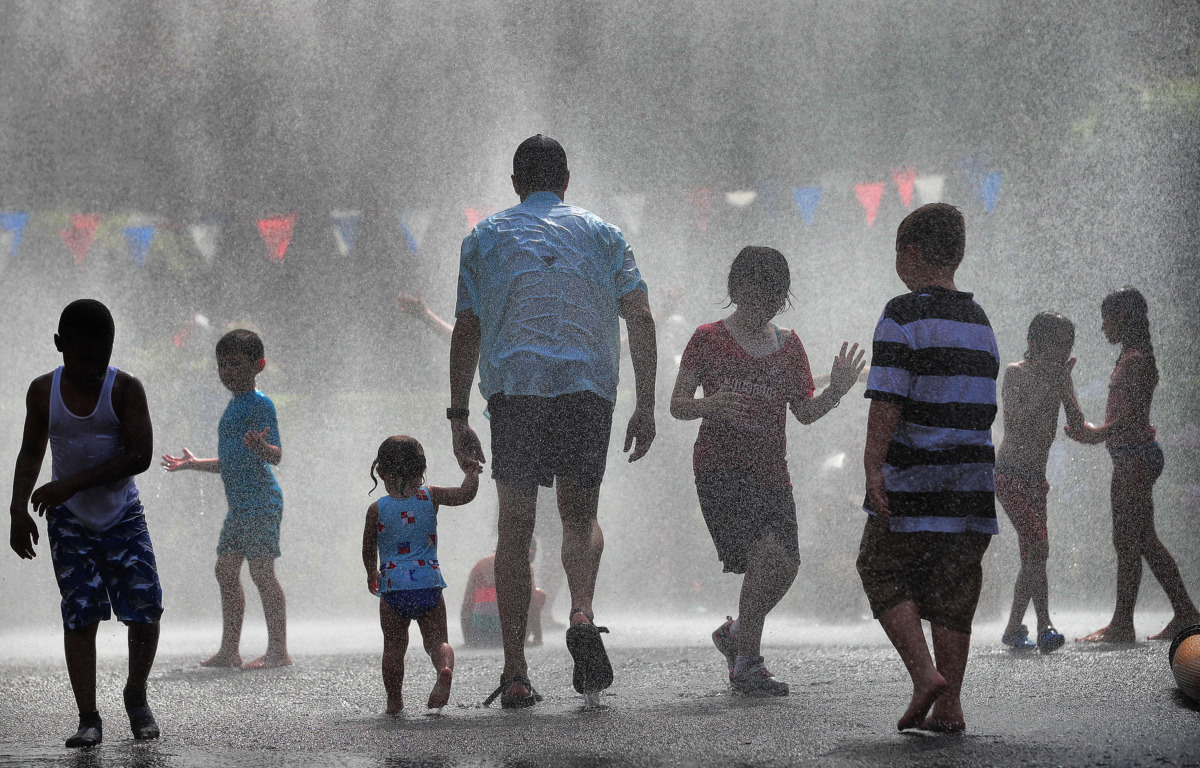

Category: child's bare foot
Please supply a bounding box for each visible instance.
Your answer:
[427,667,453,709]
[385,700,403,715]
[200,651,242,668]
[243,652,292,670]
[1076,624,1136,643]
[921,698,965,732]
[898,672,948,731]
[1147,614,1200,641]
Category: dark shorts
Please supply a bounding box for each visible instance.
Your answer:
[47,503,164,631]
[1110,440,1164,477]
[217,509,282,560]
[488,391,614,489]
[695,470,799,575]
[381,587,443,621]
[856,514,990,635]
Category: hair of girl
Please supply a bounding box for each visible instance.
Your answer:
[369,435,427,494]
[725,245,794,311]
[1024,311,1075,360]
[1102,286,1154,357]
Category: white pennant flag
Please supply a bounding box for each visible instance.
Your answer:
[189,221,221,263]
[914,175,946,205]
[613,194,646,235]
[725,190,757,208]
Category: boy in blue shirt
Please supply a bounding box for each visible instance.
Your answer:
[162,329,290,669]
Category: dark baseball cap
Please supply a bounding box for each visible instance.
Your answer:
[513,134,568,188]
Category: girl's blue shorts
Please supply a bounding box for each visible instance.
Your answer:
[381,587,442,621]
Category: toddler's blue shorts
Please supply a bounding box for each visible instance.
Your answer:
[217,508,282,560]
[381,587,443,621]
[48,502,164,631]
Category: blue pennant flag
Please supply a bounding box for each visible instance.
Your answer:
[1,212,29,257]
[331,211,362,257]
[123,226,154,267]
[791,187,822,226]
[396,211,420,254]
[980,172,1003,214]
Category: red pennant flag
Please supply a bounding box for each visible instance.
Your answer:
[464,208,490,228]
[685,188,715,232]
[61,214,102,266]
[892,167,916,209]
[854,183,886,226]
[257,214,297,263]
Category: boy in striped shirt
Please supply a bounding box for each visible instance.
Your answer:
[857,203,999,733]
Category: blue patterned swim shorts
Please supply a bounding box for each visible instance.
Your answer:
[47,502,164,631]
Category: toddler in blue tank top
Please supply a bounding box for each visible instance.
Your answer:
[361,435,480,712]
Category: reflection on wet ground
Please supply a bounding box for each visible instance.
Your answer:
[2,614,1197,768]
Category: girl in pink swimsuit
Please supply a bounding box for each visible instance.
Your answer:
[1068,287,1199,643]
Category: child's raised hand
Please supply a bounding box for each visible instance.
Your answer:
[161,447,197,472]
[828,342,867,397]
[396,292,427,316]
[243,426,271,450]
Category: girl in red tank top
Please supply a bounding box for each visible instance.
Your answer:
[1066,287,1199,643]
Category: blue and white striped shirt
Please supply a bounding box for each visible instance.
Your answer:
[864,287,999,534]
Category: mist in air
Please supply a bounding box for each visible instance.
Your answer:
[0,0,1197,635]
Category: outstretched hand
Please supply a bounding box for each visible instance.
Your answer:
[161,447,198,472]
[828,342,867,398]
[396,292,427,316]
[623,407,655,462]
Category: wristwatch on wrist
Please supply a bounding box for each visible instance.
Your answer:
[446,407,469,421]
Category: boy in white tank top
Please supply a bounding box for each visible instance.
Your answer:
[8,299,162,749]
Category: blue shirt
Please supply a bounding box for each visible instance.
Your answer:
[376,488,447,592]
[863,287,999,534]
[218,390,283,515]
[456,191,647,402]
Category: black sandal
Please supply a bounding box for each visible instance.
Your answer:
[482,673,543,709]
[566,610,612,695]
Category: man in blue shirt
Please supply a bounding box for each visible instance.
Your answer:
[450,135,657,707]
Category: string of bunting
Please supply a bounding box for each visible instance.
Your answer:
[0,164,1002,267]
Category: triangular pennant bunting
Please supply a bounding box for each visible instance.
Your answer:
[980,171,1003,214]
[892,167,916,209]
[613,194,646,235]
[1,212,29,257]
[854,183,886,226]
[257,214,297,263]
[189,217,222,263]
[685,188,715,232]
[464,208,492,228]
[61,214,102,267]
[914,175,945,205]
[791,187,822,226]
[330,210,361,257]
[397,210,431,254]
[725,190,757,208]
[123,225,154,268]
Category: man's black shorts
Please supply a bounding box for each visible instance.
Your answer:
[488,391,614,488]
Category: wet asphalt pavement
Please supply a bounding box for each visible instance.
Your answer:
[1,614,1197,767]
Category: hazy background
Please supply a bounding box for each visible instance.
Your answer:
[1,0,1197,638]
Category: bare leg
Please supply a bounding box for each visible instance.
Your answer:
[922,624,971,732]
[557,476,603,626]
[379,601,409,713]
[495,481,537,696]
[244,558,291,668]
[1005,539,1051,635]
[126,621,159,690]
[416,597,454,708]
[1079,460,1152,643]
[876,601,946,731]
[202,552,244,667]
[528,588,547,646]
[735,534,799,658]
[64,622,100,713]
